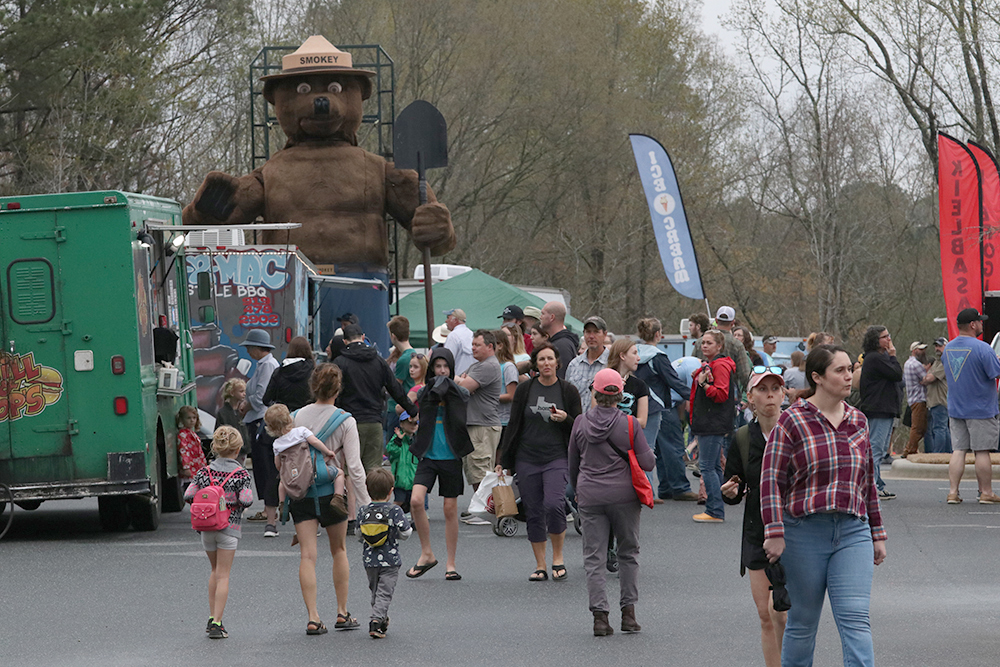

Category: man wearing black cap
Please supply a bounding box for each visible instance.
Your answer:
[922,337,951,453]
[499,304,532,354]
[943,309,1000,504]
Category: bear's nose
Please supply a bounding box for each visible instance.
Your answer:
[314,96,330,116]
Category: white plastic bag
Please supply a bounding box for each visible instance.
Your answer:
[468,471,502,514]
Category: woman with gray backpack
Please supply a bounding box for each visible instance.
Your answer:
[290,363,371,635]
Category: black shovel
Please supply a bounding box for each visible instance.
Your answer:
[394,100,448,348]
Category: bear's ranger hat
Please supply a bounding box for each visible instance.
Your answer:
[261,35,376,100]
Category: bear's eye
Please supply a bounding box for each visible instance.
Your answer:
[327,82,343,94]
[296,83,311,95]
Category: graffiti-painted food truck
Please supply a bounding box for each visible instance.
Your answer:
[0,191,196,532]
[183,235,387,420]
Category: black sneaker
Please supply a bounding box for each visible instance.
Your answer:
[208,622,228,639]
[206,617,214,633]
[381,616,389,633]
[606,548,619,573]
[878,489,896,500]
[369,619,385,639]
[346,520,356,536]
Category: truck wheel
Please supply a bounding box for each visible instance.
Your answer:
[128,494,160,531]
[130,446,162,531]
[159,437,183,513]
[98,497,130,532]
[14,500,42,511]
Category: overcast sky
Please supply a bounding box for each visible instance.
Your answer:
[700,0,739,52]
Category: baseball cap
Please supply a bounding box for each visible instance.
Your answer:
[957,308,987,324]
[909,341,927,352]
[523,306,542,321]
[499,304,524,320]
[716,306,735,322]
[583,316,608,331]
[443,308,467,322]
[592,368,624,395]
[762,335,778,345]
[748,367,785,390]
[934,337,948,346]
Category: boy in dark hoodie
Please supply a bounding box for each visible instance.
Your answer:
[404,348,474,581]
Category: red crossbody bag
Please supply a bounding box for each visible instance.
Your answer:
[607,416,654,508]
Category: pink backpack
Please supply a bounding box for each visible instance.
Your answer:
[190,468,238,532]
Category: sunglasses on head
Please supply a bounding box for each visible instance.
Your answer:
[413,353,425,359]
[750,365,783,380]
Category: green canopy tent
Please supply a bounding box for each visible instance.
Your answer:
[395,269,583,346]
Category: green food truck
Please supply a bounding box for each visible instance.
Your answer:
[0,190,197,533]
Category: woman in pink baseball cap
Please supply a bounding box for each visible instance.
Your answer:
[568,368,655,637]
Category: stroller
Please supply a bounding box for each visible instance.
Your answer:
[485,478,582,538]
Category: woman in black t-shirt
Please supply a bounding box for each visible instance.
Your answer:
[497,343,581,582]
[605,339,649,428]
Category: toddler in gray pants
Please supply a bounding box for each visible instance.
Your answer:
[358,467,412,638]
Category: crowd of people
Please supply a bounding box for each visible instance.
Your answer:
[179,301,1000,665]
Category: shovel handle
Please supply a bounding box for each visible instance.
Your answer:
[418,163,435,348]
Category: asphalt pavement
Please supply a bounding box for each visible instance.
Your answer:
[2,466,999,666]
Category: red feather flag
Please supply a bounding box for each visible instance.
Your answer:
[968,141,1000,292]
[938,133,983,339]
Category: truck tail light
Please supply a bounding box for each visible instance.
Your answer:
[6,202,20,210]
[285,327,292,343]
[114,397,128,415]
[111,355,125,374]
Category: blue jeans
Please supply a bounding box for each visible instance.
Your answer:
[642,412,662,491]
[696,433,725,519]
[782,513,875,667]
[866,418,893,492]
[658,407,691,496]
[927,405,952,453]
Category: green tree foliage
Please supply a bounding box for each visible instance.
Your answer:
[0,0,254,195]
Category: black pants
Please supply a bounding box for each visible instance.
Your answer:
[248,419,279,506]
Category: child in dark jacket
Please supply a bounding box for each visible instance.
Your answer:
[358,468,412,638]
[405,347,473,581]
[184,426,254,639]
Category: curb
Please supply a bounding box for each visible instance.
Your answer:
[887,459,1000,480]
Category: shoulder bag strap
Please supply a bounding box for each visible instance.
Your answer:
[605,415,633,463]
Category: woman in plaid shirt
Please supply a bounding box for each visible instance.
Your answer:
[760,345,887,667]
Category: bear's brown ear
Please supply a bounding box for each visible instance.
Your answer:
[263,80,277,105]
[358,76,372,101]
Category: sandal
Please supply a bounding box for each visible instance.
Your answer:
[445,570,462,581]
[306,620,328,635]
[529,569,548,582]
[552,564,567,581]
[334,612,359,630]
[405,559,438,578]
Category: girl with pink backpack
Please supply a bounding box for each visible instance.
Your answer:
[184,425,254,639]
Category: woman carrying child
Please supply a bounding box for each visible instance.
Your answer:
[721,368,788,667]
[292,364,370,633]
[184,426,254,639]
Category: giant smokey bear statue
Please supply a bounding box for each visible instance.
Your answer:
[183,36,456,349]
